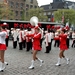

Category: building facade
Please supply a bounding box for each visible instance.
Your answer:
[41,0,75,22]
[0,0,38,20]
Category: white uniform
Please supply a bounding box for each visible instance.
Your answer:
[13,30,18,41]
[7,29,10,37]
[26,31,32,42]
[55,32,59,38]
[51,32,54,39]
[0,31,7,44]
[18,30,24,43]
[45,33,52,46]
[72,32,75,39]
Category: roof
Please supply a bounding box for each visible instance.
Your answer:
[40,4,51,10]
[51,2,65,9]
[40,1,75,11]
[0,20,63,25]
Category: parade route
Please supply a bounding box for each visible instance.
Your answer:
[1,41,75,75]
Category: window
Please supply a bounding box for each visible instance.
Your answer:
[20,11,23,16]
[44,12,46,15]
[26,4,29,8]
[34,6,37,8]
[48,18,51,21]
[48,12,51,15]
[26,4,29,10]
[10,1,14,8]
[26,12,28,16]
[30,0,33,3]
[30,5,33,8]
[20,3,24,9]
[16,2,19,8]
[15,11,18,16]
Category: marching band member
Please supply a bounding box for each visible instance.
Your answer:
[26,28,32,51]
[22,29,26,49]
[55,29,70,66]
[18,28,24,50]
[51,30,54,49]
[45,29,52,53]
[12,28,18,49]
[0,26,7,72]
[26,26,44,69]
[71,30,75,48]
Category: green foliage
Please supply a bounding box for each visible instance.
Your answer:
[54,9,75,25]
[25,8,48,22]
[0,2,15,20]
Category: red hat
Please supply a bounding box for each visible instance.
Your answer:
[46,25,51,29]
[51,26,55,29]
[20,24,23,28]
[27,23,31,28]
[14,23,18,28]
[2,22,8,27]
[57,26,60,29]
[24,24,27,28]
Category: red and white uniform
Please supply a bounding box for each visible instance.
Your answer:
[55,32,59,38]
[18,30,24,43]
[54,34,68,50]
[12,29,18,42]
[27,32,41,51]
[26,31,32,42]
[0,30,7,50]
[23,30,27,40]
[72,32,75,39]
[45,33,52,46]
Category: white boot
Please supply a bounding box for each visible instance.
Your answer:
[2,63,6,70]
[29,60,34,69]
[0,62,2,71]
[0,62,5,72]
[55,58,61,66]
[4,62,8,65]
[64,57,70,65]
[37,58,44,66]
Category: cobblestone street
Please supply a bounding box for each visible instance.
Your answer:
[0,41,75,75]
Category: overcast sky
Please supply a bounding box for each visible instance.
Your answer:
[37,0,75,6]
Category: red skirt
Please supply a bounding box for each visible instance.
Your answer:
[33,45,41,51]
[59,44,68,50]
[0,44,7,50]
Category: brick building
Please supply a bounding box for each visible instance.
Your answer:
[0,0,38,20]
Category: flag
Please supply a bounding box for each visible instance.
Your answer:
[62,12,64,23]
[51,14,54,22]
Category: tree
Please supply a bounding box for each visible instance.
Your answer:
[25,8,48,22]
[0,2,15,20]
[54,9,75,25]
